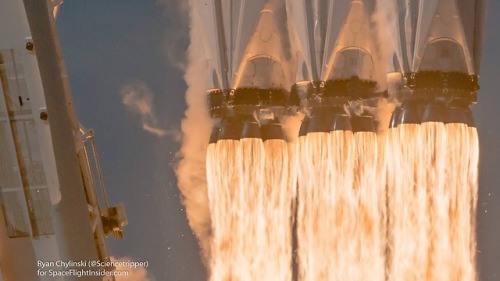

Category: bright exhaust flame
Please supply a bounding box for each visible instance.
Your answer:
[353,132,386,281]
[206,138,295,280]
[205,122,479,280]
[468,127,479,279]
[385,122,479,281]
[386,124,430,281]
[296,131,385,281]
[445,123,477,281]
[296,132,355,280]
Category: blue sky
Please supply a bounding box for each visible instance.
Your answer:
[57,1,205,280]
[56,1,500,280]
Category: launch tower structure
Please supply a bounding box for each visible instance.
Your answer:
[0,1,127,280]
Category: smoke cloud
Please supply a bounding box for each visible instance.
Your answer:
[281,113,303,143]
[372,0,401,77]
[111,256,155,281]
[156,0,190,70]
[372,0,403,131]
[174,0,214,264]
[121,80,169,138]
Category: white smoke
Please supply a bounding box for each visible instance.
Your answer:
[121,80,169,138]
[281,113,303,143]
[174,0,214,264]
[156,0,190,70]
[371,0,402,131]
[111,256,155,281]
[154,0,213,267]
[372,0,402,77]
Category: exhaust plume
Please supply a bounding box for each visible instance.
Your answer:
[175,0,214,264]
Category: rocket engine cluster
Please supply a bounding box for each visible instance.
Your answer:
[197,0,482,142]
[186,0,484,280]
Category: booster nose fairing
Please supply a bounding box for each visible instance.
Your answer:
[199,0,293,142]
[389,0,484,127]
[289,0,383,134]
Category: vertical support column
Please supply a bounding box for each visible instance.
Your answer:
[21,1,102,280]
